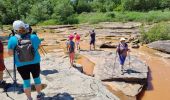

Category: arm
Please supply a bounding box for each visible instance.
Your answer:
[7,37,17,56]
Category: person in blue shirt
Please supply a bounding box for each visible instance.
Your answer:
[8,20,44,100]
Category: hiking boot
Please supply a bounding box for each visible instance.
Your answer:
[36,92,45,100]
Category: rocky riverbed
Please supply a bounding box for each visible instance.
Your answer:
[1,22,170,100]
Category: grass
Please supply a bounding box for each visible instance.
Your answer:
[77,12,113,24]
[76,11,170,24]
[37,19,59,26]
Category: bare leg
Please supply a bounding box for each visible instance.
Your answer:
[120,65,124,75]
[35,84,41,94]
[93,43,95,50]
[0,71,3,81]
[24,88,32,100]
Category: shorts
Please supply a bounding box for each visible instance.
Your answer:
[90,39,95,45]
[119,55,126,65]
[17,63,40,80]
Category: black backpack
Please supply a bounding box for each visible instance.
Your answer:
[15,34,35,62]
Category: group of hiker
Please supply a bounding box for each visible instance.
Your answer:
[0,20,130,100]
[66,30,96,67]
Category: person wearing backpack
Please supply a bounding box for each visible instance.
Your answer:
[8,20,44,100]
[116,38,130,74]
[0,40,6,87]
[74,32,81,51]
[68,34,75,67]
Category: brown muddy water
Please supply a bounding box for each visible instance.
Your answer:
[75,44,170,100]
[135,47,170,100]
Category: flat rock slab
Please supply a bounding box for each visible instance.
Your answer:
[2,52,119,100]
[148,40,170,54]
[104,82,143,97]
[80,51,148,82]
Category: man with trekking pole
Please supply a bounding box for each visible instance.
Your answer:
[116,37,130,75]
[8,20,44,100]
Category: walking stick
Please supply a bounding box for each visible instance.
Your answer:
[13,50,17,93]
[40,46,47,54]
[128,51,132,74]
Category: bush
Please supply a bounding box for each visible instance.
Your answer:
[140,22,170,43]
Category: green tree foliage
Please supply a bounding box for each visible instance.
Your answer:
[121,0,160,11]
[0,0,170,25]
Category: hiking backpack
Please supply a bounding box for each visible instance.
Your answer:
[15,34,35,62]
[69,41,75,53]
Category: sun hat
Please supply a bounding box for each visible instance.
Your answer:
[120,37,126,41]
[13,20,25,32]
[69,34,74,40]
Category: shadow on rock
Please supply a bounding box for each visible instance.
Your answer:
[124,69,141,74]
[44,92,74,100]
[41,69,59,76]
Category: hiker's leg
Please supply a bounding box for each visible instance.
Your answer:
[93,42,95,50]
[17,66,32,99]
[31,63,42,94]
[70,53,74,66]
[23,80,32,99]
[69,53,72,66]
[119,55,126,72]
[0,71,3,81]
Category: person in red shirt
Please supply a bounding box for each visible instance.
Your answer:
[74,32,81,51]
[0,40,6,87]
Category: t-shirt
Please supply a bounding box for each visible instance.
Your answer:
[117,43,128,56]
[90,32,95,40]
[8,34,41,67]
[75,34,80,41]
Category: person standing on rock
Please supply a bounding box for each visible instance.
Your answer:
[8,20,44,100]
[74,32,81,51]
[116,38,130,74]
[0,40,6,87]
[68,34,75,67]
[89,30,96,50]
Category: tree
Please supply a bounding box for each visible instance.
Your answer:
[52,0,78,24]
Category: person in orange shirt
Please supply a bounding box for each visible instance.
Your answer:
[74,32,81,51]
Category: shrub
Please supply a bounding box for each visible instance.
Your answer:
[140,22,170,43]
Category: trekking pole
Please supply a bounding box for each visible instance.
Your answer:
[4,65,15,82]
[128,51,132,74]
[40,45,47,54]
[13,50,17,93]
[39,47,45,56]
[112,50,117,76]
